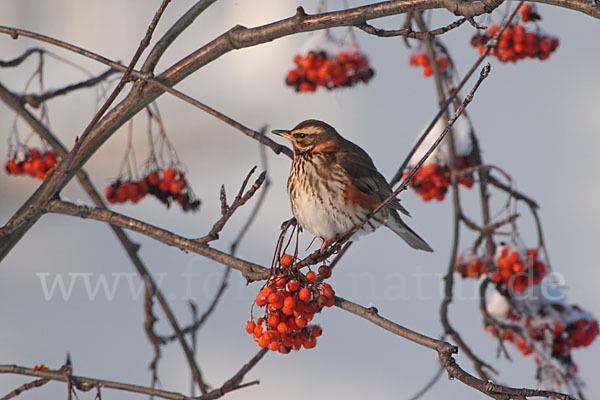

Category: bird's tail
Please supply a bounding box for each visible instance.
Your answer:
[385,212,433,252]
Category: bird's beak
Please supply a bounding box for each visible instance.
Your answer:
[272,129,292,140]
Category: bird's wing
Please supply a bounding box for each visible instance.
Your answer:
[336,140,411,216]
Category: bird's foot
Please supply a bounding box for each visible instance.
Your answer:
[320,239,332,253]
[320,233,347,254]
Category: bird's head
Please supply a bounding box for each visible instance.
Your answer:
[272,119,342,154]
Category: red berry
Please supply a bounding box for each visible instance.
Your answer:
[299,288,311,302]
[311,325,323,338]
[295,315,307,328]
[286,279,300,292]
[277,322,290,335]
[147,171,160,185]
[163,168,176,182]
[283,296,296,309]
[280,254,293,267]
[318,265,332,279]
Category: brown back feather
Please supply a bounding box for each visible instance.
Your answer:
[336,138,410,216]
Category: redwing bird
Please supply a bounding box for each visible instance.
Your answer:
[272,119,433,252]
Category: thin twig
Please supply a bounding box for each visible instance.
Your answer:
[357,17,466,38]
[0,48,43,67]
[197,168,267,243]
[487,174,539,209]
[143,277,162,389]
[160,268,231,343]
[0,377,50,400]
[20,68,118,108]
[142,0,219,72]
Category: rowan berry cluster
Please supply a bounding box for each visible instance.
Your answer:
[105,168,200,211]
[4,148,58,180]
[403,156,476,202]
[486,289,599,373]
[551,312,599,354]
[470,24,559,63]
[285,49,374,92]
[246,255,335,353]
[490,246,546,292]
[408,52,449,77]
[455,253,489,279]
[485,324,534,356]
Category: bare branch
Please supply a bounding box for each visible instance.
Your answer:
[487,174,539,210]
[335,297,575,400]
[0,48,43,67]
[197,168,267,243]
[43,199,270,282]
[0,365,190,400]
[142,0,219,72]
[143,278,162,388]
[20,68,118,108]
[0,363,261,400]
[146,80,292,158]
[0,377,50,400]
[358,18,466,38]
[161,267,231,343]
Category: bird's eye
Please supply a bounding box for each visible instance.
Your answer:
[293,133,306,139]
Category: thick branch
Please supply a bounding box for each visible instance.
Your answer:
[44,199,269,281]
[0,362,262,400]
[335,296,573,399]
[0,365,191,400]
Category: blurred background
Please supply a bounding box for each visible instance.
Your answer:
[1,1,599,399]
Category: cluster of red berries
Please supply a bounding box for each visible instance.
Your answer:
[403,156,476,202]
[485,324,536,356]
[4,148,58,180]
[490,246,546,292]
[485,310,599,360]
[409,52,449,77]
[246,255,335,353]
[455,254,489,279]
[105,168,200,211]
[552,315,599,356]
[470,24,559,63]
[485,324,534,356]
[285,49,374,92]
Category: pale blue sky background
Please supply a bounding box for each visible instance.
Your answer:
[1,1,599,399]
